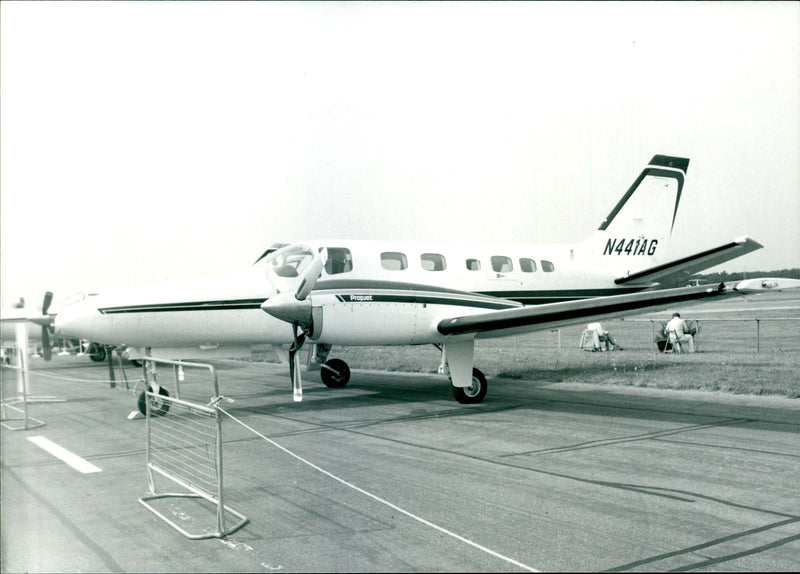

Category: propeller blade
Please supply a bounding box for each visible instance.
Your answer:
[260,245,326,402]
[41,326,52,361]
[42,291,54,315]
[296,248,327,301]
[36,291,55,360]
[289,323,304,402]
[290,348,302,402]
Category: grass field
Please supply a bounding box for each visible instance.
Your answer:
[321,291,800,399]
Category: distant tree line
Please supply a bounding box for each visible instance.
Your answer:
[662,268,800,288]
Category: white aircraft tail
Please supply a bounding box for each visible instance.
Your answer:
[574,155,690,276]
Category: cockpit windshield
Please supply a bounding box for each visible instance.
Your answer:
[253,243,289,265]
[63,292,94,307]
[262,243,318,292]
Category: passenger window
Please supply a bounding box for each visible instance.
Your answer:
[324,247,353,275]
[381,252,408,271]
[421,253,446,271]
[520,258,537,273]
[466,259,481,271]
[491,256,513,273]
[541,260,555,272]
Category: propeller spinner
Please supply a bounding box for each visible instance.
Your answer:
[261,245,327,402]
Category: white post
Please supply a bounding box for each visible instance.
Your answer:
[14,322,29,397]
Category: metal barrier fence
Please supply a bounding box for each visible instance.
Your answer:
[1,341,63,430]
[1,344,45,430]
[138,357,248,539]
[629,318,800,353]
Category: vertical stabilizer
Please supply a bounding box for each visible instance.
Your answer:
[575,155,690,274]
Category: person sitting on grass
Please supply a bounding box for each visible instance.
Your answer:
[587,322,623,351]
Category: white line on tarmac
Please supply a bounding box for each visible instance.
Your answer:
[27,436,102,474]
[220,408,539,572]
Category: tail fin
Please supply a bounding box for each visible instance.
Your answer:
[575,155,689,273]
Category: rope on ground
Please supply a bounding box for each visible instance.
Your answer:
[1,364,141,388]
[218,406,539,573]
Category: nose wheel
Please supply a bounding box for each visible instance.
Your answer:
[137,385,171,416]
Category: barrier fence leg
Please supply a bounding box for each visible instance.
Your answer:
[756,319,761,354]
[107,345,116,388]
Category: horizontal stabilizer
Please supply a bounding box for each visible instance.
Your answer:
[614,237,763,286]
[734,277,800,293]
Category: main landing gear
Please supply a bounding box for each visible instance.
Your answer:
[316,355,488,404]
[451,368,488,404]
[320,358,350,388]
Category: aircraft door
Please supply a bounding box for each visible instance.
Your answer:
[487,255,519,287]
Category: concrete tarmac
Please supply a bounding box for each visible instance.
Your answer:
[2,354,799,572]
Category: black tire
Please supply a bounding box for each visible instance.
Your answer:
[137,385,170,416]
[88,343,107,362]
[451,368,488,404]
[321,358,350,388]
[130,359,142,367]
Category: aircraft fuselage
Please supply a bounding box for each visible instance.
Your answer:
[54,239,640,354]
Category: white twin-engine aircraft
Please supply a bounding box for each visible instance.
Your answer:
[48,155,789,405]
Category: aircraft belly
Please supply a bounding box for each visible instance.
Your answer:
[96,309,291,347]
[314,301,489,346]
[315,301,444,346]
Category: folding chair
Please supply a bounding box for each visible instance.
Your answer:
[580,329,601,351]
[665,330,682,353]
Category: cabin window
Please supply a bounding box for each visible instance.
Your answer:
[421,253,446,271]
[491,256,513,273]
[381,251,408,271]
[324,247,353,275]
[520,258,537,273]
[541,260,555,272]
[466,259,481,271]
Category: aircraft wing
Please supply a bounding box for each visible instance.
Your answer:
[0,309,35,324]
[436,277,799,339]
[613,236,763,287]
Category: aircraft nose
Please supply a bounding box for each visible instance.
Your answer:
[54,298,101,339]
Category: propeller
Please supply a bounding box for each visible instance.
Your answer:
[261,246,327,402]
[30,291,55,361]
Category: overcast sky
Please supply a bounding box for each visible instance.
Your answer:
[2,1,798,309]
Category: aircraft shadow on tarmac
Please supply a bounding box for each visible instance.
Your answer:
[23,357,797,429]
[209,367,799,432]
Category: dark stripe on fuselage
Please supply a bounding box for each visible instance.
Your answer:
[314,279,496,295]
[331,292,517,310]
[99,299,266,314]
[97,283,643,315]
[480,287,643,305]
